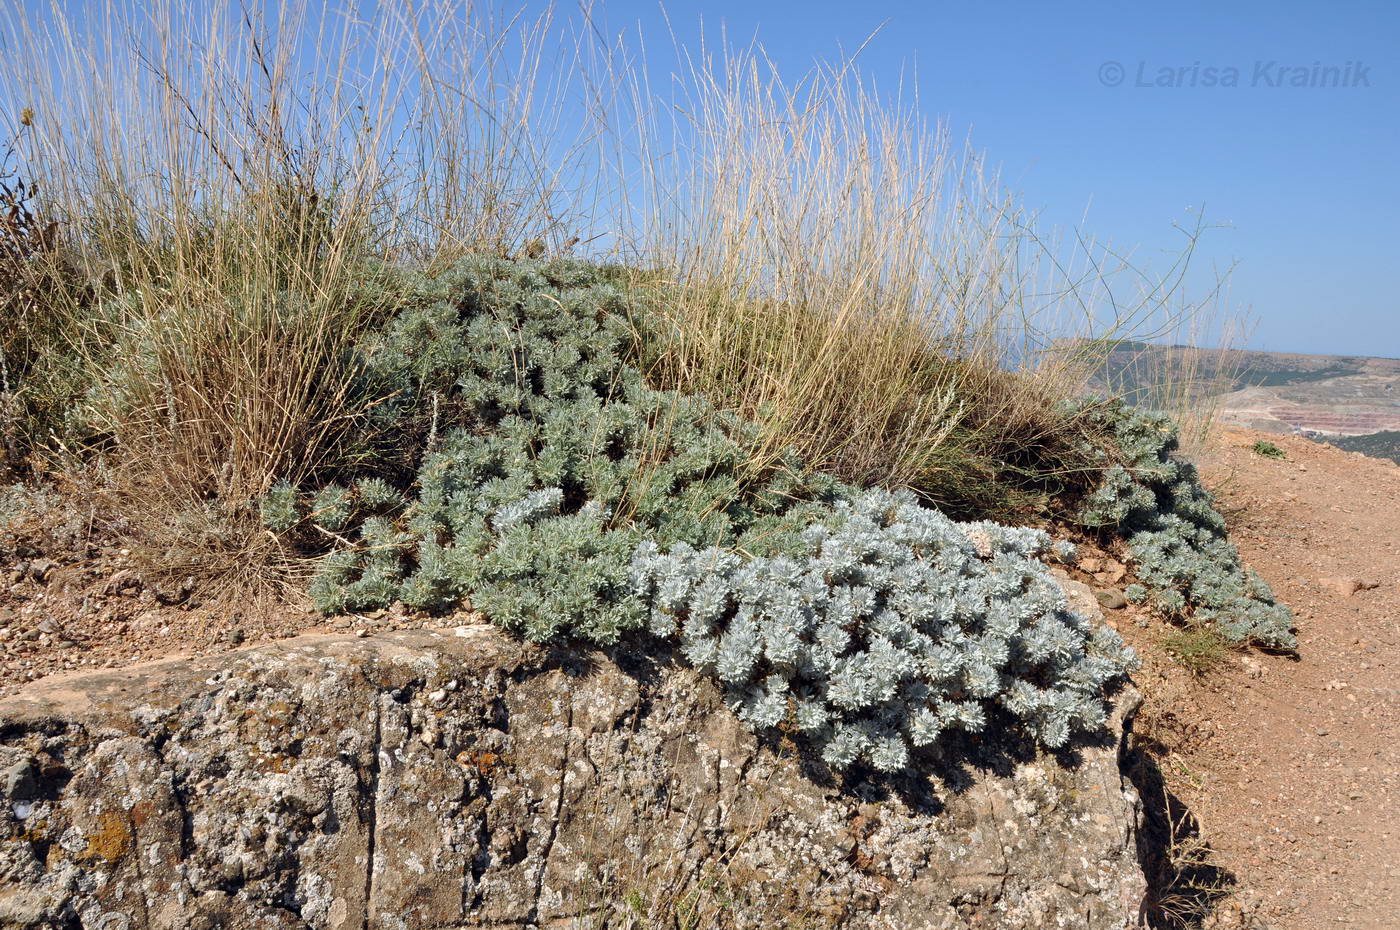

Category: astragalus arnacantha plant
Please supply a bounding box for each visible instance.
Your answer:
[1077,402,1295,650]
[292,255,842,641]
[630,489,1136,772]
[270,255,1137,773]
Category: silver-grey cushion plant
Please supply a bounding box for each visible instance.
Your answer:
[1075,402,1295,650]
[267,255,1138,774]
[631,489,1136,772]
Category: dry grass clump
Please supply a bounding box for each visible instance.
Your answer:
[0,135,88,473]
[3,0,601,491]
[1086,314,1250,461]
[625,44,1224,512]
[1160,626,1233,677]
[0,0,613,581]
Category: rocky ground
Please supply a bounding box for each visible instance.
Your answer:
[0,627,1146,929]
[0,427,1395,927]
[0,486,468,695]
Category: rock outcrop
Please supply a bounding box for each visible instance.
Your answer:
[0,624,1146,929]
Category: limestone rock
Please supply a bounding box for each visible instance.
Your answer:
[1096,588,1129,610]
[1319,576,1379,597]
[0,626,1147,928]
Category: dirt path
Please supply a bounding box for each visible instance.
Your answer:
[1138,428,1400,929]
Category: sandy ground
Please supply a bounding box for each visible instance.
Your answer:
[1,427,1396,927]
[1136,428,1399,929]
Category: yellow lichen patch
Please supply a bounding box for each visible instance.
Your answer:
[456,750,510,778]
[80,812,132,864]
[45,840,65,871]
[14,818,55,860]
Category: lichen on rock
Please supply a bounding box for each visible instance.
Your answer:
[0,623,1146,929]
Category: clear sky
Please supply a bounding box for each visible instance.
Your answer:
[588,0,1399,358]
[9,0,1397,357]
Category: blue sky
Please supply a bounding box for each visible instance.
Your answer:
[589,0,1399,357]
[9,0,1396,356]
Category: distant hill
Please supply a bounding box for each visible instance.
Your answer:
[1323,430,1400,464]
[1087,342,1399,395]
[1078,342,1400,460]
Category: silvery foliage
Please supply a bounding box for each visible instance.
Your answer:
[272,256,1138,772]
[630,489,1137,772]
[1077,403,1295,649]
[296,255,837,641]
[260,480,301,533]
[311,485,353,532]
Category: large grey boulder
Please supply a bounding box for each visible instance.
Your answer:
[0,625,1146,928]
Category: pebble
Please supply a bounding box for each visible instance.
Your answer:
[1095,588,1127,610]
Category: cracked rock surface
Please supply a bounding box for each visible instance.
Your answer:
[0,625,1146,928]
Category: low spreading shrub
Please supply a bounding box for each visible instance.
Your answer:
[301,258,841,634]
[1076,403,1295,650]
[632,490,1135,771]
[266,256,1137,772]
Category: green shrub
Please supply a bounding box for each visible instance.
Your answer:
[266,255,1137,773]
[288,256,841,630]
[259,481,302,533]
[1251,439,1285,459]
[1076,403,1295,650]
[310,485,352,531]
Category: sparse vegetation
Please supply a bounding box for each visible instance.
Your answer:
[1129,745,1239,928]
[1161,627,1231,677]
[1251,440,1285,459]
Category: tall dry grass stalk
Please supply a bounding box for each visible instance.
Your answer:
[1155,321,1250,459]
[623,41,1232,505]
[1076,260,1250,461]
[1,0,614,503]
